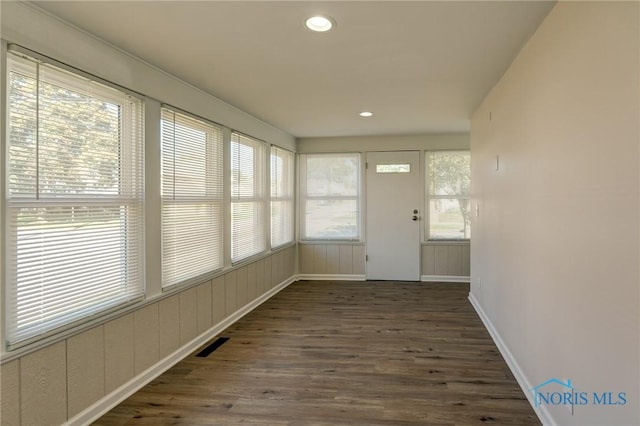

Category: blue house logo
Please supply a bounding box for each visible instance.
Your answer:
[531,378,574,407]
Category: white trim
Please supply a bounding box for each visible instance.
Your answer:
[297,241,365,246]
[298,153,362,241]
[421,275,470,283]
[468,292,554,426]
[297,274,366,281]
[64,276,296,426]
[422,240,470,246]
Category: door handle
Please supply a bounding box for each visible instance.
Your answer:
[412,215,419,221]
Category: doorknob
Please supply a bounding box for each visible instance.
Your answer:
[412,215,419,221]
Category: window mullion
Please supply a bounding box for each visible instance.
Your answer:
[35,60,40,199]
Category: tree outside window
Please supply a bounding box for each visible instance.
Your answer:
[426,151,471,240]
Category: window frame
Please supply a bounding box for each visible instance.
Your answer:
[425,150,471,241]
[270,146,295,249]
[5,50,145,349]
[160,107,225,288]
[230,132,267,263]
[299,152,362,241]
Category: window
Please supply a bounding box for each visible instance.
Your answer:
[300,153,360,240]
[161,109,224,287]
[231,133,266,262]
[376,164,410,173]
[6,51,144,347]
[426,151,471,240]
[270,147,295,248]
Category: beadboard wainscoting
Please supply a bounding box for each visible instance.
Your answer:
[0,247,296,426]
[421,242,470,282]
[298,243,366,280]
[298,242,469,283]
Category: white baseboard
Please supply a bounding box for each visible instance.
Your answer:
[65,276,296,426]
[421,275,470,283]
[468,292,554,426]
[297,274,366,281]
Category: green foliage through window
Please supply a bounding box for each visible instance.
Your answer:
[426,151,471,240]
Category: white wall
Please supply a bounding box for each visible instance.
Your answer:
[470,2,639,425]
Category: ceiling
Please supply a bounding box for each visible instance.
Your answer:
[32,1,555,138]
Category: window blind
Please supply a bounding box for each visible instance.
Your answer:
[231,133,266,262]
[6,52,145,347]
[300,153,360,240]
[161,108,224,287]
[270,147,295,248]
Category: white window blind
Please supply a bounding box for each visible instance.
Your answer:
[300,153,360,240]
[6,51,144,347]
[231,133,266,262]
[161,108,224,287]
[270,146,294,248]
[426,150,471,240]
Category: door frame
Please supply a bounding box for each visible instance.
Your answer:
[364,150,423,281]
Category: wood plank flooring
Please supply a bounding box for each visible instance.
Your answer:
[94,281,540,425]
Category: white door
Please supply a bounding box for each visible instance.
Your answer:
[366,151,421,281]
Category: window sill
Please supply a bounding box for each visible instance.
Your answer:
[298,240,364,245]
[423,240,471,245]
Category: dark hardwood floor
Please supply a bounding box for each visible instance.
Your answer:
[94,281,540,425]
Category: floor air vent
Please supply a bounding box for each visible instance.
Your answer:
[196,337,230,358]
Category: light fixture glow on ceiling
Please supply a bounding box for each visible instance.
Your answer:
[359,111,374,117]
[305,15,335,32]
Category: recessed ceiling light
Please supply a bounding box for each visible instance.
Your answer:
[305,15,335,32]
[359,111,373,117]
